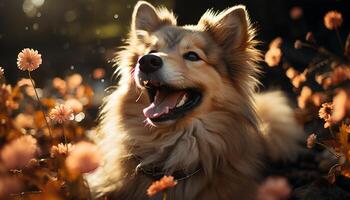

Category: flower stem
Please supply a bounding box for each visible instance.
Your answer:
[162,191,167,200]
[28,71,52,137]
[335,29,344,51]
[62,124,68,145]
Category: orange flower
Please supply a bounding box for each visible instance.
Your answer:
[324,11,343,30]
[332,89,349,122]
[50,143,75,158]
[65,141,101,174]
[257,177,291,200]
[147,175,177,196]
[0,135,39,169]
[297,86,312,109]
[331,67,350,86]
[49,104,74,124]
[319,102,333,128]
[265,47,282,67]
[307,133,317,149]
[0,67,4,78]
[17,48,42,71]
[269,37,283,49]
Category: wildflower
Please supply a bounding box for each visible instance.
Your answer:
[0,135,39,169]
[65,141,101,174]
[52,77,67,94]
[14,113,35,130]
[291,69,307,88]
[147,175,177,197]
[305,32,315,42]
[67,73,83,90]
[65,98,83,113]
[0,176,22,199]
[49,104,74,124]
[290,6,303,20]
[17,78,32,87]
[307,133,317,149]
[297,86,312,109]
[265,47,282,67]
[332,89,348,122]
[93,68,106,79]
[17,48,42,71]
[324,11,343,30]
[50,143,75,158]
[269,37,283,49]
[319,102,333,128]
[0,67,4,78]
[257,177,291,200]
[294,40,303,49]
[331,67,350,86]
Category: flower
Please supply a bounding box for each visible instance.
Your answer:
[17,78,32,87]
[0,135,39,169]
[294,40,303,49]
[50,143,75,158]
[147,175,177,196]
[0,67,4,78]
[319,102,333,128]
[305,32,314,42]
[307,133,317,149]
[257,177,291,200]
[65,141,101,174]
[0,176,22,199]
[290,6,303,20]
[49,104,74,124]
[17,48,42,71]
[14,113,35,130]
[297,86,312,109]
[330,67,350,86]
[269,37,283,49]
[324,11,343,30]
[332,89,348,122]
[265,47,282,67]
[65,98,83,113]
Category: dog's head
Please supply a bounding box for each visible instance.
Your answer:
[117,1,260,127]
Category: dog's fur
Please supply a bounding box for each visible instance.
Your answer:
[87,2,303,200]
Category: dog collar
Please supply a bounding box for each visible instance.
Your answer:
[134,156,202,181]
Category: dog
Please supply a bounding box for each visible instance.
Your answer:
[87,1,303,199]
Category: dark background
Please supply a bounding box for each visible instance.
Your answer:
[0,0,349,90]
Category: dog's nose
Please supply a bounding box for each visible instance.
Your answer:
[138,54,163,73]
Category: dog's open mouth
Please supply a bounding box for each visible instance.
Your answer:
[143,84,202,122]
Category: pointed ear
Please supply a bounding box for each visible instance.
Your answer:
[131,1,176,33]
[198,5,251,49]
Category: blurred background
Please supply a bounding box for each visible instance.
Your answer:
[0,0,349,93]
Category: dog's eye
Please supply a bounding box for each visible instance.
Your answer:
[183,51,200,61]
[149,50,157,54]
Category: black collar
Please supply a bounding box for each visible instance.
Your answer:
[134,156,202,181]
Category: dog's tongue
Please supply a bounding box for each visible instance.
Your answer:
[143,90,186,118]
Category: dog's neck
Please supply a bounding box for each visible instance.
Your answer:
[99,80,263,179]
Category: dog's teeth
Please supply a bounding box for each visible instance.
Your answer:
[176,94,187,108]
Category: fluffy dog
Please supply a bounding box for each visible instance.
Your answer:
[87,1,303,199]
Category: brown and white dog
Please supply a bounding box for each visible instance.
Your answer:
[87,1,303,199]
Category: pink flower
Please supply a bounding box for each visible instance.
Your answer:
[17,48,42,71]
[0,67,4,78]
[0,135,39,169]
[65,141,101,174]
[49,104,74,124]
[50,143,75,158]
[307,134,317,149]
[257,177,291,200]
[65,98,83,113]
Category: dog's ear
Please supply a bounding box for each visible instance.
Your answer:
[198,5,250,49]
[131,1,176,33]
